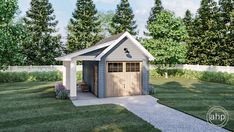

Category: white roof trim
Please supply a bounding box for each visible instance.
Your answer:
[95,32,155,61]
[55,40,116,61]
[55,32,155,61]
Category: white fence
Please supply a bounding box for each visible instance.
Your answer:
[174,64,234,74]
[2,65,83,72]
[1,64,234,74]
[150,64,234,74]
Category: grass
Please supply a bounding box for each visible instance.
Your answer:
[0,82,159,132]
[150,77,234,131]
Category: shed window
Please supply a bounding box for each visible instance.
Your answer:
[126,63,140,72]
[108,63,123,72]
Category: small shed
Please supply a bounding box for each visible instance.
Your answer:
[55,32,155,98]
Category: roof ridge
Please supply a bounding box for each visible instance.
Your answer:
[95,32,125,45]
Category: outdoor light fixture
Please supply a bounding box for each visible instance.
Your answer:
[124,48,130,54]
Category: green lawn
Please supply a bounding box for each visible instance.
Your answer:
[0,82,159,132]
[150,77,234,131]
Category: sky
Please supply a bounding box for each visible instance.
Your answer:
[18,0,210,41]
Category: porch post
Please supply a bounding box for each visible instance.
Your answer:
[70,59,77,97]
[63,61,71,90]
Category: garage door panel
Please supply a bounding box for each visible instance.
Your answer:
[106,62,142,97]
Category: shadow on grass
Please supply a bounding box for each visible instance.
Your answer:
[150,78,234,131]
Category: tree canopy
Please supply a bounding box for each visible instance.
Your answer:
[67,0,102,52]
[0,0,29,69]
[24,0,63,65]
[144,11,188,65]
[98,11,114,37]
[110,0,137,35]
[0,0,18,25]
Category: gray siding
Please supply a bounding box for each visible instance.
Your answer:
[101,37,149,97]
[83,61,98,93]
[106,37,148,61]
[82,37,150,98]
[98,59,106,98]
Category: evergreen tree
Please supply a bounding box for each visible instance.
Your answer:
[67,0,102,52]
[219,0,233,24]
[218,0,234,65]
[98,11,114,37]
[147,0,164,26]
[183,10,193,36]
[0,0,17,25]
[109,0,137,35]
[187,0,220,65]
[24,0,62,65]
[145,0,164,36]
[229,11,234,66]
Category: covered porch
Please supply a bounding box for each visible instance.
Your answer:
[62,59,99,98]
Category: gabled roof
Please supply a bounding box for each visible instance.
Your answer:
[95,32,125,46]
[55,32,155,61]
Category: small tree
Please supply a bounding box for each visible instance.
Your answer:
[144,11,188,66]
[109,0,137,35]
[67,0,102,52]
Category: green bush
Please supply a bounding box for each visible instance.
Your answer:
[150,69,234,85]
[76,71,82,82]
[0,71,82,83]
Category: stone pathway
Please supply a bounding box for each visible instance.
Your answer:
[72,95,228,132]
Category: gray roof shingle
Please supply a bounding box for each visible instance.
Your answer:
[95,32,125,45]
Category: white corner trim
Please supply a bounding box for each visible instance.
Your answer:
[95,32,129,60]
[95,32,155,61]
[125,32,155,61]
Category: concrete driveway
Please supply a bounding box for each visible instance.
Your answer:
[72,95,228,132]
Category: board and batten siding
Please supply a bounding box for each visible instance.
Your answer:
[100,37,150,97]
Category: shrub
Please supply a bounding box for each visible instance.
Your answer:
[55,83,69,100]
[0,71,82,83]
[150,69,234,85]
[77,71,82,82]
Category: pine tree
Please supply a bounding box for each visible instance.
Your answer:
[24,0,62,65]
[145,0,164,36]
[187,0,220,65]
[183,10,193,36]
[67,0,102,52]
[147,0,164,26]
[219,0,233,24]
[218,0,234,65]
[0,0,17,25]
[109,0,137,35]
